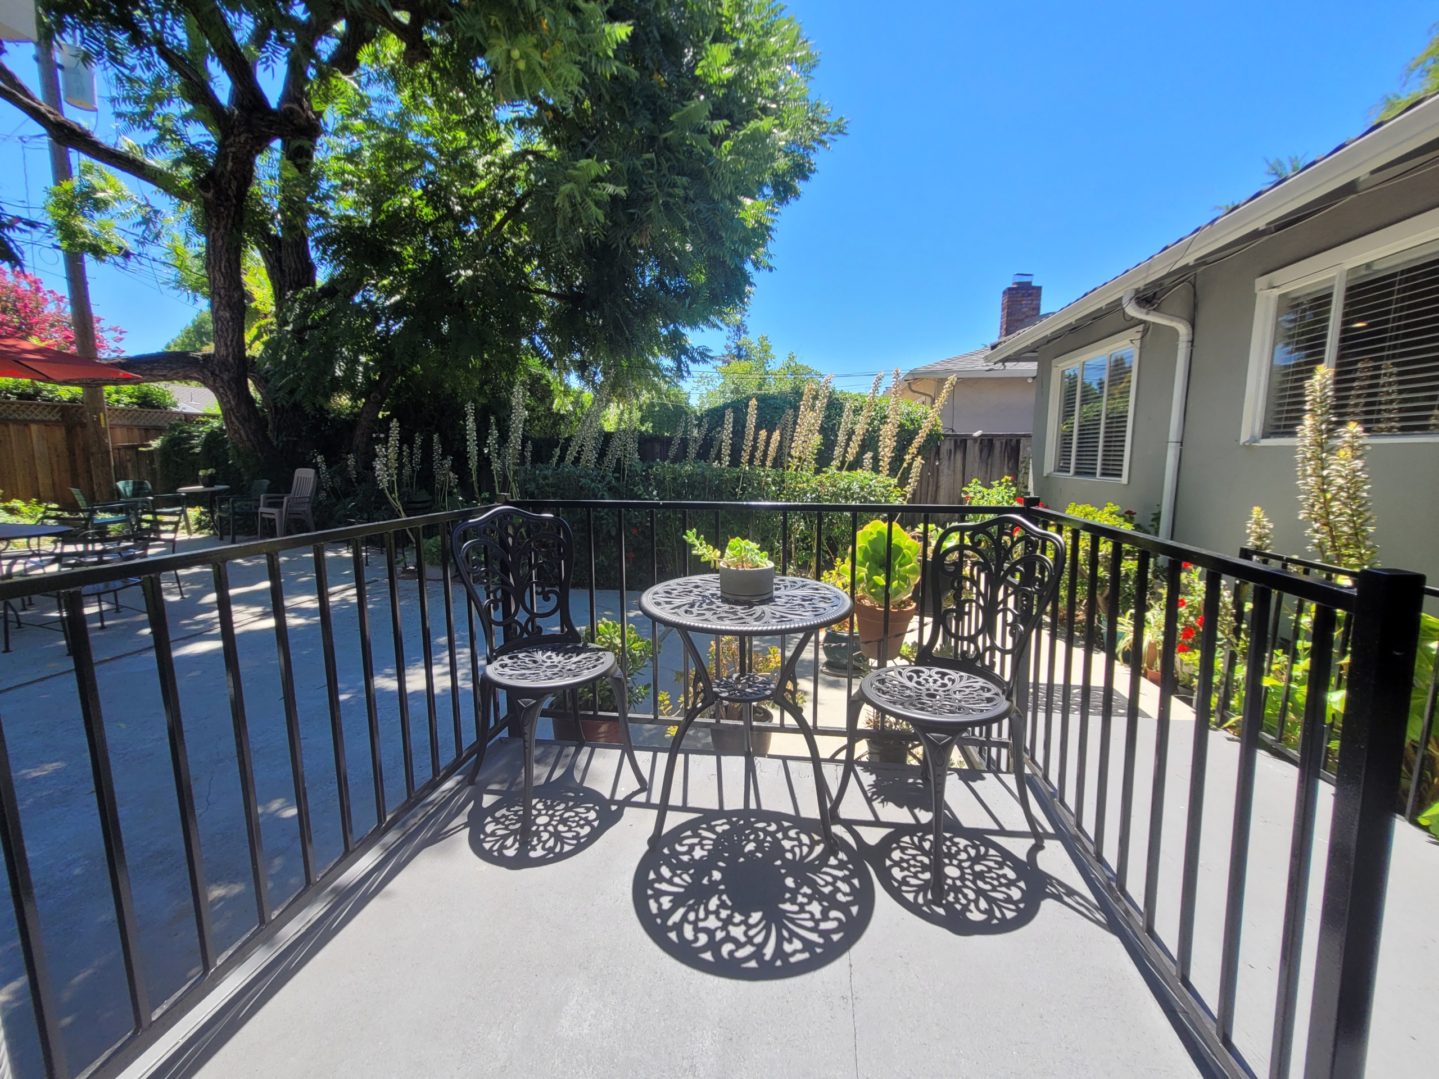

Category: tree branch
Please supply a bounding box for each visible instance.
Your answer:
[176,1,271,113]
[0,59,186,198]
[111,350,215,382]
[152,41,229,129]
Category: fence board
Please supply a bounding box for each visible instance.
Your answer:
[0,402,200,505]
[912,433,1030,504]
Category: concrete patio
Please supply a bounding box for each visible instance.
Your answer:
[124,743,1203,1079]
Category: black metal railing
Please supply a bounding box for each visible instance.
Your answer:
[508,496,1425,1079]
[0,498,1426,1079]
[0,508,483,1078]
[1239,546,1439,823]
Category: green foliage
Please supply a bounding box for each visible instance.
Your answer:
[683,530,772,569]
[694,330,823,409]
[0,378,176,408]
[151,418,246,491]
[579,619,656,711]
[851,520,921,608]
[0,494,51,523]
[1378,23,1439,120]
[166,311,214,352]
[961,474,1023,506]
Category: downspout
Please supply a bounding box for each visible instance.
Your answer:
[1121,289,1193,541]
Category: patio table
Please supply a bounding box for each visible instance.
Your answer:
[639,573,851,848]
[173,484,230,537]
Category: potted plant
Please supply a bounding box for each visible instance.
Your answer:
[419,534,446,580]
[820,558,868,673]
[851,519,922,663]
[683,637,786,756]
[683,529,775,604]
[573,619,657,742]
[197,468,216,487]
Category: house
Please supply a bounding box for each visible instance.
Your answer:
[900,275,1042,435]
[986,95,1439,583]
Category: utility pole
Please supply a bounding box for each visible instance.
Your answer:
[34,27,113,500]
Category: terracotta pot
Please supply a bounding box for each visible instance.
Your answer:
[578,717,624,744]
[712,704,773,755]
[865,733,913,765]
[822,628,868,673]
[854,598,916,663]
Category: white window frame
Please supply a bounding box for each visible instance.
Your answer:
[1045,331,1141,483]
[1241,206,1439,445]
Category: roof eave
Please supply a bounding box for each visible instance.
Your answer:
[986,94,1439,364]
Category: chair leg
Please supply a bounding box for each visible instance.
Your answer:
[519,697,544,847]
[922,731,957,905]
[469,675,493,784]
[609,668,647,790]
[828,691,868,820]
[1010,709,1044,846]
[569,688,585,745]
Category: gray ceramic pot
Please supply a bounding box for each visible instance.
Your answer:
[718,563,774,604]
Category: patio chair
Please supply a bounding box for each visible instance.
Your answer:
[830,514,1065,903]
[129,506,188,597]
[451,506,646,845]
[2,538,59,654]
[116,478,186,531]
[257,468,317,537]
[69,487,133,531]
[215,479,270,542]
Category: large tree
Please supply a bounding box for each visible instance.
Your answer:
[0,1,839,465]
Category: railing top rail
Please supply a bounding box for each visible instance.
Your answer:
[1243,545,1439,599]
[2,498,1369,611]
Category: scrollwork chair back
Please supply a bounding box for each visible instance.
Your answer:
[918,514,1065,693]
[451,506,581,661]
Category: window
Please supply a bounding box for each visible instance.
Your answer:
[1250,223,1439,440]
[1050,340,1136,480]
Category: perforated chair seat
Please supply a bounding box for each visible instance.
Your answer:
[859,665,1011,729]
[485,643,616,693]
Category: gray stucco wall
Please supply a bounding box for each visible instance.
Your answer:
[1031,163,1439,583]
[905,376,1036,435]
[1177,165,1439,581]
[1030,300,1186,525]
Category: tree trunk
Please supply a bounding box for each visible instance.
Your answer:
[350,367,401,459]
[202,145,277,467]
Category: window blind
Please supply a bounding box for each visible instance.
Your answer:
[1260,238,1439,437]
[1332,245,1439,435]
[1052,345,1135,479]
[1262,283,1332,437]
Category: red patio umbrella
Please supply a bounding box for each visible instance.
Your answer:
[0,337,141,384]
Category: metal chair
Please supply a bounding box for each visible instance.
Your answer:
[451,506,646,844]
[257,468,317,537]
[216,479,270,542]
[69,486,133,531]
[116,479,186,532]
[831,514,1065,903]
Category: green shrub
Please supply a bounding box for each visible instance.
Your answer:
[0,378,177,408]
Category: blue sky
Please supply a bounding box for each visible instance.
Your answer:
[2,1,1436,379]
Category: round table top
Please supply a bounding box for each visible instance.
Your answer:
[175,484,230,495]
[0,522,72,541]
[640,574,851,636]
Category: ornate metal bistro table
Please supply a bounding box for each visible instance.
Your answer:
[639,574,852,848]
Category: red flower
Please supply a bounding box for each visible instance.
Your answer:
[1176,597,1187,608]
[1036,500,1046,508]
[1196,615,1205,628]
[1181,625,1196,641]
[1182,561,1193,569]
[1176,642,1192,653]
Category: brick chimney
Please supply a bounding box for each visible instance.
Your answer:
[999,274,1042,338]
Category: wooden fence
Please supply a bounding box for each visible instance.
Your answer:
[911,433,1031,504]
[0,399,201,506]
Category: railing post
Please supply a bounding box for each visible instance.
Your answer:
[1304,567,1425,1079]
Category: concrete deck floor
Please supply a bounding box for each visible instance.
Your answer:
[128,742,1205,1079]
